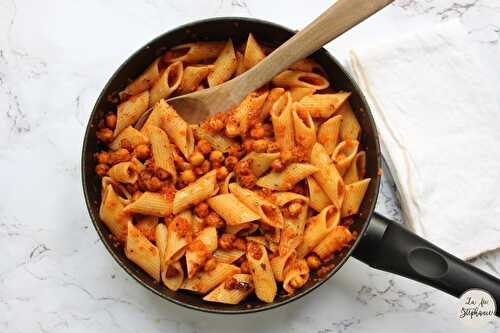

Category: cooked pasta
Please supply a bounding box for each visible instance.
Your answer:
[93,34,370,305]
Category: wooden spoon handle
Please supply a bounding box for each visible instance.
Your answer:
[235,0,394,93]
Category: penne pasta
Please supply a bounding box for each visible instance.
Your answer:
[181,263,240,294]
[203,273,254,305]
[289,87,315,102]
[114,90,150,137]
[125,221,161,282]
[270,91,295,152]
[135,215,158,241]
[259,87,285,123]
[207,39,238,87]
[317,115,342,154]
[332,139,359,176]
[235,51,246,76]
[246,242,276,303]
[282,258,310,294]
[123,192,173,217]
[140,98,169,132]
[270,250,296,282]
[221,171,236,194]
[343,151,366,185]
[173,170,218,214]
[310,143,345,209]
[191,125,238,153]
[292,103,316,153]
[162,261,185,291]
[337,101,361,141]
[101,176,131,201]
[177,64,213,94]
[186,227,217,278]
[313,225,354,260]
[99,184,131,241]
[229,183,284,229]
[164,215,193,263]
[272,70,329,90]
[289,58,324,73]
[149,61,183,107]
[243,33,265,70]
[341,178,371,217]
[297,205,340,258]
[213,249,245,264]
[107,161,138,184]
[298,92,351,118]
[109,126,149,150]
[242,152,280,177]
[155,223,168,279]
[231,91,268,135]
[225,222,259,236]
[207,193,260,225]
[164,41,225,63]
[256,163,319,191]
[145,125,177,181]
[119,57,162,99]
[159,101,195,159]
[306,177,332,212]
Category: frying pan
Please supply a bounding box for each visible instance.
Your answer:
[81,17,500,314]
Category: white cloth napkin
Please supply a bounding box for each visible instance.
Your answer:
[348,21,500,260]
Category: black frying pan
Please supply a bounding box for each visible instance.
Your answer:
[81,17,500,314]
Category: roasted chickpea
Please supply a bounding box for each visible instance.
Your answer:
[105,113,117,129]
[224,156,238,171]
[155,168,170,180]
[197,139,212,155]
[180,169,196,184]
[96,151,110,164]
[201,160,211,174]
[288,201,303,217]
[120,138,133,152]
[189,151,204,166]
[194,202,210,218]
[204,257,217,272]
[225,122,240,137]
[206,212,224,228]
[242,139,255,152]
[266,141,280,153]
[250,123,265,139]
[126,182,139,194]
[95,164,109,177]
[262,123,274,137]
[238,174,256,189]
[271,158,285,172]
[233,238,247,251]
[146,176,162,192]
[306,254,322,270]
[289,275,306,289]
[110,148,131,164]
[280,150,295,165]
[253,139,268,153]
[216,166,229,180]
[207,118,224,132]
[219,233,236,250]
[96,128,113,143]
[134,144,150,160]
[209,150,224,164]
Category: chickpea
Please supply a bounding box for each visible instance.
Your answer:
[201,160,211,174]
[216,166,229,180]
[240,260,251,274]
[126,182,139,194]
[194,202,210,218]
[110,148,131,164]
[96,128,113,143]
[271,158,285,172]
[207,118,224,132]
[242,139,255,153]
[209,150,224,164]
[250,123,265,139]
[155,168,170,180]
[132,190,143,202]
[280,150,295,165]
[193,167,204,176]
[95,164,109,177]
[196,139,212,155]
[189,151,204,166]
[224,156,238,171]
[219,233,236,250]
[288,201,303,217]
[206,212,224,228]
[262,123,274,137]
[134,144,150,160]
[147,176,162,192]
[238,174,256,189]
[180,169,196,184]
[96,151,110,164]
[289,275,306,289]
[105,112,117,129]
[253,139,268,153]
[267,141,280,153]
[306,254,322,270]
[233,238,247,251]
[204,257,217,272]
[225,122,240,137]
[120,138,133,152]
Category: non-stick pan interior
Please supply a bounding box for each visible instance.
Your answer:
[82,17,381,313]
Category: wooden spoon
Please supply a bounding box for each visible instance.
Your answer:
[138,0,393,126]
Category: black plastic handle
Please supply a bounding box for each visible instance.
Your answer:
[353,213,500,316]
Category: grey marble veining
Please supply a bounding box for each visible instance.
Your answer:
[1,0,499,332]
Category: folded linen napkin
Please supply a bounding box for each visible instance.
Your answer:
[348,21,500,260]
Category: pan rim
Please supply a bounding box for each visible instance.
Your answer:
[81,16,381,314]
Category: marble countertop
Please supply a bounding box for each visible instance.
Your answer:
[1,0,499,332]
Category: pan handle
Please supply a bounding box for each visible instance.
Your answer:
[352,212,500,316]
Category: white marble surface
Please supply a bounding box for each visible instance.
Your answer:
[1,0,499,332]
